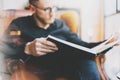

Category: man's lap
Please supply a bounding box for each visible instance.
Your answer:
[27,59,100,80]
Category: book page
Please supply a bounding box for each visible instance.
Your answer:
[116,72,120,79]
[91,34,114,51]
[92,34,120,53]
[95,40,119,53]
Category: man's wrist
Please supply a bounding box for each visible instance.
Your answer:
[24,42,31,54]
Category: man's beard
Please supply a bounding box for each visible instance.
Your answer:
[36,15,54,25]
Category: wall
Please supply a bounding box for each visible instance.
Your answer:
[105,14,120,38]
[2,0,28,10]
[80,0,104,42]
[0,0,3,10]
[104,0,116,16]
[1,0,81,10]
[104,0,120,80]
[104,13,120,80]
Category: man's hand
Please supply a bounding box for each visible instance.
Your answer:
[107,33,120,46]
[24,37,58,56]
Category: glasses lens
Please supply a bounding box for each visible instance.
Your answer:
[44,7,57,13]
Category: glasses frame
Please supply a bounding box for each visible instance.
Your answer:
[34,5,57,13]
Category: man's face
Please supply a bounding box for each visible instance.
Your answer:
[32,0,56,24]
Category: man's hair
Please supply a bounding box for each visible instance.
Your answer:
[29,0,39,5]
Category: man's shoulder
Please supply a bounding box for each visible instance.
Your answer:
[54,19,65,26]
[12,16,33,24]
[54,19,64,23]
[51,19,69,31]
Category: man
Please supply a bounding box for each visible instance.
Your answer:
[0,0,119,80]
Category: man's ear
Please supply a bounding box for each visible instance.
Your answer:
[29,4,36,13]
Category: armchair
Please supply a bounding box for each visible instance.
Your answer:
[0,9,108,80]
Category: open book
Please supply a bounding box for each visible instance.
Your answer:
[116,72,120,79]
[47,35,119,56]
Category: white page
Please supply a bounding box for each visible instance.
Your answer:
[91,34,114,51]
[95,40,119,53]
[117,72,120,79]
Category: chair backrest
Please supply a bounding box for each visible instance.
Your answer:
[0,10,33,36]
[57,10,80,34]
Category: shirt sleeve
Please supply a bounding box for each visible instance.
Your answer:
[0,22,27,59]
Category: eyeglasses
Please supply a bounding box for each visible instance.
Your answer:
[35,6,57,13]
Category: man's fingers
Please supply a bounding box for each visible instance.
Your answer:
[36,38,57,48]
[36,42,58,51]
[35,38,58,51]
[36,47,56,53]
[33,52,47,56]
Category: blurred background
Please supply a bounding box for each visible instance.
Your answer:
[0,0,120,80]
